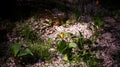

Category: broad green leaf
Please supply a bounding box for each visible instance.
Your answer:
[9,42,22,57]
[18,48,33,57]
[69,42,77,48]
[57,40,66,53]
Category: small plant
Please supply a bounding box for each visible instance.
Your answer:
[72,7,81,20]
[9,42,34,64]
[57,32,77,61]
[15,24,38,42]
[9,42,33,58]
[22,24,38,41]
[74,31,102,66]
[27,40,52,61]
[93,16,104,28]
[57,40,77,61]
[57,32,102,66]
[72,31,93,50]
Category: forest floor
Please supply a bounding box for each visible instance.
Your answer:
[0,5,120,67]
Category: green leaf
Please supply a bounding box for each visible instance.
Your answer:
[9,42,22,57]
[78,38,84,49]
[72,38,79,43]
[79,31,84,38]
[94,16,104,28]
[18,48,33,57]
[69,42,77,48]
[63,54,68,61]
[84,39,92,45]
[57,40,67,53]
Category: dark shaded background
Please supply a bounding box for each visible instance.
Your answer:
[0,0,120,20]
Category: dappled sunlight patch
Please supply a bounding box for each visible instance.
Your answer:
[42,22,95,40]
